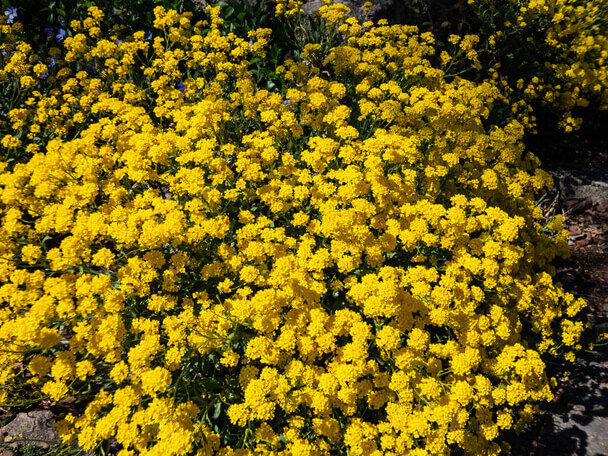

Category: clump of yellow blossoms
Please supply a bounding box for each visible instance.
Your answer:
[0,3,585,456]
[275,0,304,17]
[467,0,608,131]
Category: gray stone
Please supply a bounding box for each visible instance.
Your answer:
[303,0,459,24]
[576,181,608,206]
[0,410,58,449]
[302,0,406,23]
[192,0,459,25]
[192,0,260,9]
[302,0,324,16]
[193,0,407,24]
[549,169,608,207]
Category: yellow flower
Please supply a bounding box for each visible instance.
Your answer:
[1,135,21,149]
[140,367,171,396]
[42,380,69,401]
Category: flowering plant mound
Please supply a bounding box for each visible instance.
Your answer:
[0,3,586,456]
[465,0,608,132]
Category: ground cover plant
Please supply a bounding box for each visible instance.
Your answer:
[0,1,597,455]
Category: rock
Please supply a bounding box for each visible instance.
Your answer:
[0,410,58,449]
[192,0,259,9]
[302,0,460,23]
[194,0,459,25]
[576,181,608,206]
[302,0,407,23]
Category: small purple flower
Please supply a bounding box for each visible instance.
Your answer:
[144,31,152,41]
[176,82,185,93]
[40,57,55,80]
[56,28,66,41]
[4,6,17,25]
[248,40,253,46]
[1,49,6,56]
[283,98,297,110]
[44,26,54,37]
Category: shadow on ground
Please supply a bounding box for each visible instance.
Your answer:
[506,325,608,456]
[505,109,608,456]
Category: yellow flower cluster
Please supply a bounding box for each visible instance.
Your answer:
[275,0,304,17]
[469,0,608,131]
[0,3,585,456]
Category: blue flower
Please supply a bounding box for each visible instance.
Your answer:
[176,82,185,93]
[144,31,152,41]
[283,98,297,110]
[4,6,17,24]
[44,26,54,37]
[40,57,55,80]
[56,28,66,41]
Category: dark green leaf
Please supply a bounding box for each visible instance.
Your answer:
[213,401,222,419]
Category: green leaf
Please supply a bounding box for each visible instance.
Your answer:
[223,6,234,19]
[213,401,222,419]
